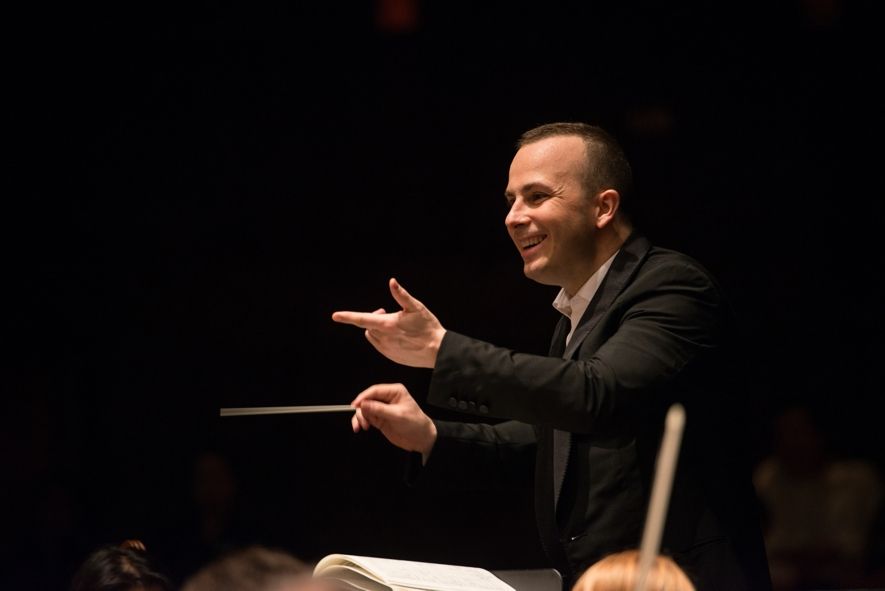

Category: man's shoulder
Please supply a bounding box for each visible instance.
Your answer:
[622,234,712,275]
[626,243,739,333]
[637,244,721,287]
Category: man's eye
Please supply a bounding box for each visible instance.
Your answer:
[528,193,547,203]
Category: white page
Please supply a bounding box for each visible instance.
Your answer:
[317,565,392,591]
[340,555,515,591]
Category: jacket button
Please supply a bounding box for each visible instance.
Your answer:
[448,397,457,408]
[479,404,489,414]
[458,400,468,410]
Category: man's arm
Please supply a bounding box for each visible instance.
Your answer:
[334,259,723,435]
[427,259,725,433]
[406,419,538,490]
[336,280,537,469]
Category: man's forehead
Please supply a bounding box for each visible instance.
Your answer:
[519,134,586,156]
[507,135,587,189]
[515,136,585,168]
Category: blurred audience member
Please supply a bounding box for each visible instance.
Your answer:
[572,549,695,591]
[754,405,884,589]
[163,449,259,581]
[70,540,171,591]
[182,545,338,591]
[192,450,241,549]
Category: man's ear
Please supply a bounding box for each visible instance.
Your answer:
[595,189,620,228]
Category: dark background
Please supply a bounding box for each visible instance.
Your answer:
[5,1,884,589]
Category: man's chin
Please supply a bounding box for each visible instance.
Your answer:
[523,264,556,287]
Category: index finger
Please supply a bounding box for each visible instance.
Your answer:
[351,383,402,406]
[331,311,391,329]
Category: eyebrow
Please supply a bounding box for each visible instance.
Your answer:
[504,181,556,200]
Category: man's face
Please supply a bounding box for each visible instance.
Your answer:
[505,135,600,294]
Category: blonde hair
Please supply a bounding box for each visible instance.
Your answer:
[572,550,695,591]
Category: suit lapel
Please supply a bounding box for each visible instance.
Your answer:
[548,315,570,357]
[562,233,653,359]
[551,233,652,514]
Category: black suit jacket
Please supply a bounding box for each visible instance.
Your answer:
[412,233,771,591]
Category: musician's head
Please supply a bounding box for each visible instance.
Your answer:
[572,550,695,591]
[70,541,172,591]
[181,545,340,591]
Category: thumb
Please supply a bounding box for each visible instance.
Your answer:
[361,399,396,426]
[389,277,423,312]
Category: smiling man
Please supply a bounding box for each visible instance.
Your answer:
[505,130,629,298]
[332,123,771,591]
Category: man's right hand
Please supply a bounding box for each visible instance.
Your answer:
[350,383,437,459]
[331,278,446,369]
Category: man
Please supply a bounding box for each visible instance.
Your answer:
[332,123,771,591]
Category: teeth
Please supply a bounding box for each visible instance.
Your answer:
[521,236,545,249]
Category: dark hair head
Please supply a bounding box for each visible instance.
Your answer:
[70,544,172,591]
[517,122,634,213]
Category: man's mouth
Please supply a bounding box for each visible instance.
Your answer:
[519,235,547,256]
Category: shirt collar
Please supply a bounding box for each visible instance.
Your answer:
[552,250,619,326]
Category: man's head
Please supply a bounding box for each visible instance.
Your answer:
[182,546,340,591]
[517,123,633,201]
[571,550,696,591]
[70,543,172,591]
[505,123,633,295]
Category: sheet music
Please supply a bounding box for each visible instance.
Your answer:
[327,555,515,591]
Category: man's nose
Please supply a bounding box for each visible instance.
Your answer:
[505,199,528,229]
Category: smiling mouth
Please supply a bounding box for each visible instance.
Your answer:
[520,235,547,250]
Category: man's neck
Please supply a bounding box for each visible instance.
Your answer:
[564,223,632,297]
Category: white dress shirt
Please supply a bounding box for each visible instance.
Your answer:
[551,251,619,346]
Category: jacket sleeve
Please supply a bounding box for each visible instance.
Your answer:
[427,259,725,434]
[405,419,536,491]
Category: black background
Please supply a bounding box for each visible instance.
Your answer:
[5,2,884,589]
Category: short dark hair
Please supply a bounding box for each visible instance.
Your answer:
[70,544,172,591]
[517,122,634,206]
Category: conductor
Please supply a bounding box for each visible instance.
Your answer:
[332,122,771,591]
